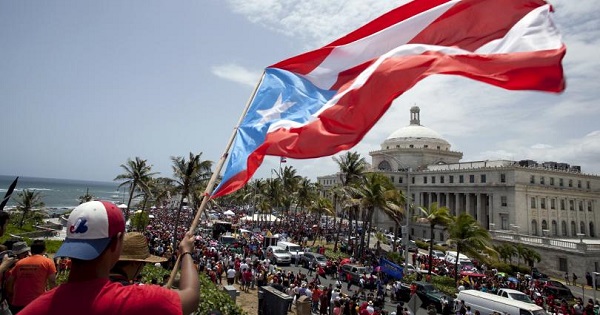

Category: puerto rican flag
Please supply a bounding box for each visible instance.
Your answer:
[212,0,565,198]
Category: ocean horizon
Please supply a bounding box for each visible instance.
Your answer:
[0,175,125,210]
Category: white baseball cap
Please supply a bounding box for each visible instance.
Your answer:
[56,201,126,260]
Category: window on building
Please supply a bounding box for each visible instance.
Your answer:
[550,177,555,185]
[530,175,535,184]
[578,180,582,188]
[551,199,556,210]
[587,181,591,189]
[580,222,586,235]
[590,222,595,237]
[552,220,558,235]
[562,221,567,236]
[399,177,403,184]
[412,177,415,184]
[449,175,454,183]
[459,175,464,183]
[559,178,564,187]
[436,146,440,149]
[569,200,574,211]
[500,174,506,183]
[501,196,507,207]
[571,221,577,236]
[579,201,583,211]
[481,174,486,183]
[409,144,414,148]
[390,176,395,183]
[531,197,536,208]
[589,201,593,212]
[424,145,428,148]
[440,176,444,184]
[531,220,538,235]
[558,258,568,272]
[540,198,546,209]
[569,179,573,187]
[561,199,565,211]
[540,177,545,185]
[424,176,428,184]
[501,215,509,230]
[431,176,436,184]
[469,175,475,183]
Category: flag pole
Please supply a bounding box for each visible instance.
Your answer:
[166,72,266,287]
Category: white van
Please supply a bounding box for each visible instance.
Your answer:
[277,241,304,263]
[444,251,471,264]
[457,290,546,315]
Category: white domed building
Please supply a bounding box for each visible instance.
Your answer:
[318,106,600,278]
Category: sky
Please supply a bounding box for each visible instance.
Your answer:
[1,0,599,184]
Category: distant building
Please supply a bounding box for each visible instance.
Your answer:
[318,106,600,276]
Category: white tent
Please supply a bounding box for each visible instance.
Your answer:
[223,210,235,216]
[117,204,128,209]
[241,214,278,222]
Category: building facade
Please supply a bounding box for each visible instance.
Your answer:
[317,106,600,276]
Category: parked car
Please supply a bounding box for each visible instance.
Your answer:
[497,288,534,304]
[540,279,575,301]
[431,250,445,260]
[300,252,328,268]
[266,246,292,265]
[340,264,370,284]
[397,281,454,313]
[457,290,545,315]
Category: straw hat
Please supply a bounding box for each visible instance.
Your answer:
[119,232,167,263]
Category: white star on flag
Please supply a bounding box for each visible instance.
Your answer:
[256,94,296,126]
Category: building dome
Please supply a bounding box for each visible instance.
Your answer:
[383,106,450,149]
[386,124,445,141]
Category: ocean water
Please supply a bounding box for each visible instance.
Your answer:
[0,175,124,211]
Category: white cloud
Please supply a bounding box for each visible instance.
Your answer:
[211,63,262,87]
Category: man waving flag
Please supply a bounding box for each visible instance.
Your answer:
[212,0,565,198]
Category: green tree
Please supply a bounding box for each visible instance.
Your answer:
[275,165,302,223]
[521,246,542,268]
[381,189,406,252]
[114,157,158,222]
[332,151,367,252]
[77,188,95,204]
[15,189,45,228]
[171,152,213,248]
[494,243,517,264]
[354,173,399,259]
[416,202,452,275]
[308,197,334,245]
[446,213,494,283]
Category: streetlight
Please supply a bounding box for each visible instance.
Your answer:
[593,272,600,305]
[577,233,585,243]
[542,229,550,237]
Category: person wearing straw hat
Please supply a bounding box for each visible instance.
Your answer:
[19,200,199,315]
[109,232,168,285]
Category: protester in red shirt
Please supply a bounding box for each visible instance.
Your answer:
[19,201,200,315]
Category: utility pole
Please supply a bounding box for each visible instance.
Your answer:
[405,168,411,265]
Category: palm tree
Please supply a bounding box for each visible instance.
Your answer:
[332,151,367,251]
[521,246,542,268]
[114,157,158,222]
[354,173,399,259]
[446,213,494,283]
[275,166,302,223]
[171,152,213,248]
[494,243,516,264]
[381,189,406,252]
[78,188,95,204]
[308,197,334,245]
[15,189,45,228]
[514,243,528,267]
[416,202,452,275]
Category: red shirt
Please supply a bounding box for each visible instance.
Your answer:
[19,278,180,315]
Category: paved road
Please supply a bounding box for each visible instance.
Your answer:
[276,262,430,315]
